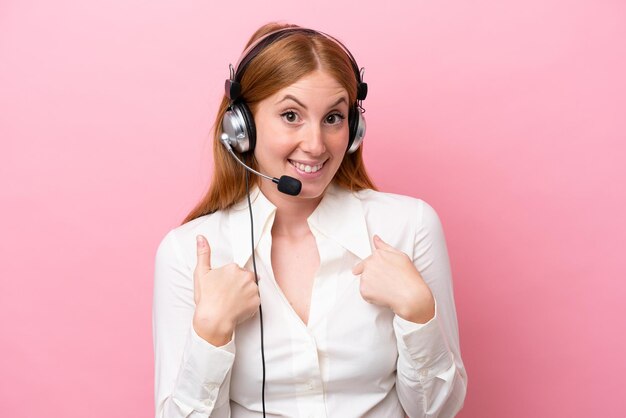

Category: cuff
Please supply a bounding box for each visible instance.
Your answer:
[170,322,236,412]
[393,299,452,377]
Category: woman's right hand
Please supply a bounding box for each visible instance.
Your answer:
[192,234,260,346]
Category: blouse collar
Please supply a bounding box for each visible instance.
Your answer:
[228,182,372,267]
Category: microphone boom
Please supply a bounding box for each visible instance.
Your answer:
[221,134,302,196]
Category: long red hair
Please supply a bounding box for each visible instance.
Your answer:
[182,22,377,225]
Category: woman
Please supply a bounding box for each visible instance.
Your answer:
[153,22,468,417]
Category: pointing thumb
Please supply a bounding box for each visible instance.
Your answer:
[196,235,212,272]
[373,234,394,251]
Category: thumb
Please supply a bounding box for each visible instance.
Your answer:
[196,235,212,272]
[373,234,396,251]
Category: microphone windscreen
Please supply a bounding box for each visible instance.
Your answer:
[277,176,302,196]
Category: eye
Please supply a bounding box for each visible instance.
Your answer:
[325,112,345,125]
[280,110,300,124]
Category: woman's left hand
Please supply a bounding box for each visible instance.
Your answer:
[352,234,436,324]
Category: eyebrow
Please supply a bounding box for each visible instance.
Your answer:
[276,94,348,110]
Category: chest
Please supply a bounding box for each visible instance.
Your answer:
[229,232,399,407]
[230,252,398,408]
[270,232,320,326]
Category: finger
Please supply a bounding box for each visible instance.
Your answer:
[352,261,364,275]
[359,285,372,304]
[373,234,397,252]
[195,235,212,272]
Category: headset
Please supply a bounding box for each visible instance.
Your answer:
[220,27,368,156]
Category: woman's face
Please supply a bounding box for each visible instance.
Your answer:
[253,69,350,205]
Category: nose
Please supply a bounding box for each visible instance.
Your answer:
[299,124,326,156]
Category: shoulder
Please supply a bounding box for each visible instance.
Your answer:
[155,210,230,270]
[352,188,441,226]
[347,188,445,251]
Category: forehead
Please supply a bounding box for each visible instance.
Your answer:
[271,70,348,102]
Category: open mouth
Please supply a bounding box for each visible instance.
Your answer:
[288,159,325,173]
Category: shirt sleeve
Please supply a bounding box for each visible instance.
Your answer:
[153,229,236,417]
[393,200,468,418]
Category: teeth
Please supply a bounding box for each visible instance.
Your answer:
[290,160,324,173]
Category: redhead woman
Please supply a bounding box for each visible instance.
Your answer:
[153,22,468,418]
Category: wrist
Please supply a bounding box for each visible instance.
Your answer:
[193,311,235,347]
[393,286,436,324]
[397,300,435,324]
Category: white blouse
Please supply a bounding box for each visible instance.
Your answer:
[153,182,467,417]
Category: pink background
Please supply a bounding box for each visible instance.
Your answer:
[1,0,625,417]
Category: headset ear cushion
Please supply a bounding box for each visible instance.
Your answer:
[237,101,256,152]
[346,105,366,154]
[221,102,255,153]
[348,105,358,148]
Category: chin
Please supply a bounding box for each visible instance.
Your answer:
[296,181,333,200]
